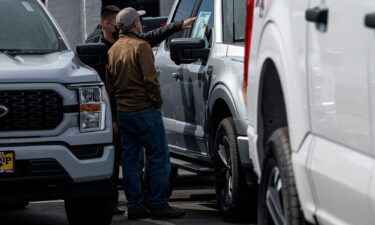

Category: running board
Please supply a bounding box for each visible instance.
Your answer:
[171,157,214,175]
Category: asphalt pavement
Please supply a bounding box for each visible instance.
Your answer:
[1,172,253,225]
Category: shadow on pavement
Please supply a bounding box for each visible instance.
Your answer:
[0,174,252,225]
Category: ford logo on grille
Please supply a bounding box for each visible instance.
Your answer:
[0,105,9,118]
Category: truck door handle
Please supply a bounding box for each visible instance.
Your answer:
[172,72,183,80]
[365,13,375,28]
[306,7,329,25]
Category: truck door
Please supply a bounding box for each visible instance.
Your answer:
[154,0,197,149]
[173,0,214,154]
[306,0,375,224]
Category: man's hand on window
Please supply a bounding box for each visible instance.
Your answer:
[182,17,197,29]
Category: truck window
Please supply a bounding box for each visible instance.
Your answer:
[233,0,246,42]
[0,0,67,52]
[223,0,234,43]
[166,0,197,49]
[223,0,246,43]
[190,0,214,48]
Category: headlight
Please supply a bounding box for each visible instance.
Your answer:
[78,86,106,132]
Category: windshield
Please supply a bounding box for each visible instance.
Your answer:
[0,0,67,52]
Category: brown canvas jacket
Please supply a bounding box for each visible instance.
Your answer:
[106,33,162,113]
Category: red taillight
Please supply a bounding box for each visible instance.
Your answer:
[244,0,256,102]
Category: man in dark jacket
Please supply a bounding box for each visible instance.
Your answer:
[86,4,195,216]
[107,7,186,220]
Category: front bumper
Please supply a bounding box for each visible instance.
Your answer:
[0,144,114,183]
[0,178,113,202]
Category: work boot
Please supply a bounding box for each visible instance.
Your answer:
[128,205,151,220]
[148,205,186,219]
[113,206,125,215]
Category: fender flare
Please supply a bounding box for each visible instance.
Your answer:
[207,83,252,168]
[208,83,239,120]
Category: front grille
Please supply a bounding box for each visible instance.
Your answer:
[0,90,64,131]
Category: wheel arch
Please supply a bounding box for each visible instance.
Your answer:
[251,19,316,224]
[251,20,310,170]
[257,59,288,164]
[207,85,238,158]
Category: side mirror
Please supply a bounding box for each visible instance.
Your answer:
[170,38,210,65]
[76,43,107,78]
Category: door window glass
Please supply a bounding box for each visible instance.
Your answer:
[166,0,197,49]
[222,0,246,43]
[190,0,214,47]
[233,0,246,42]
[222,0,234,43]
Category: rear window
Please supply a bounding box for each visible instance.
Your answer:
[223,0,246,43]
[0,0,67,52]
[233,0,246,42]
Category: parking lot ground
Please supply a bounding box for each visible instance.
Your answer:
[1,172,253,225]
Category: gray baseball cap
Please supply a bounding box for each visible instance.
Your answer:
[116,7,146,31]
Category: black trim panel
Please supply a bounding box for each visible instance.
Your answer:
[0,142,113,160]
[63,105,79,113]
[0,141,112,148]
[0,179,112,202]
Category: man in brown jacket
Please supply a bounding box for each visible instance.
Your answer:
[106,7,186,220]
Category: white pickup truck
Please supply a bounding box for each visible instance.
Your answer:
[245,0,375,224]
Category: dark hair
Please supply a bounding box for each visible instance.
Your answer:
[101,5,120,21]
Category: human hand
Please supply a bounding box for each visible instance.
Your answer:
[182,17,197,29]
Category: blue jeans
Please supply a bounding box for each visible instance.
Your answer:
[117,106,171,210]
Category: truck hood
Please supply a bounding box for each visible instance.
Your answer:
[0,51,100,84]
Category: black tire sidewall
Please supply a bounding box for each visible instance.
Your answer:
[213,117,252,222]
[0,200,29,211]
[258,156,277,225]
[65,182,114,225]
[258,128,304,225]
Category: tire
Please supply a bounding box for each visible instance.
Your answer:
[258,128,305,225]
[65,184,114,225]
[213,117,257,222]
[0,201,29,211]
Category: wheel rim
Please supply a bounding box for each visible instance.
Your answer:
[266,167,286,225]
[216,131,234,207]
